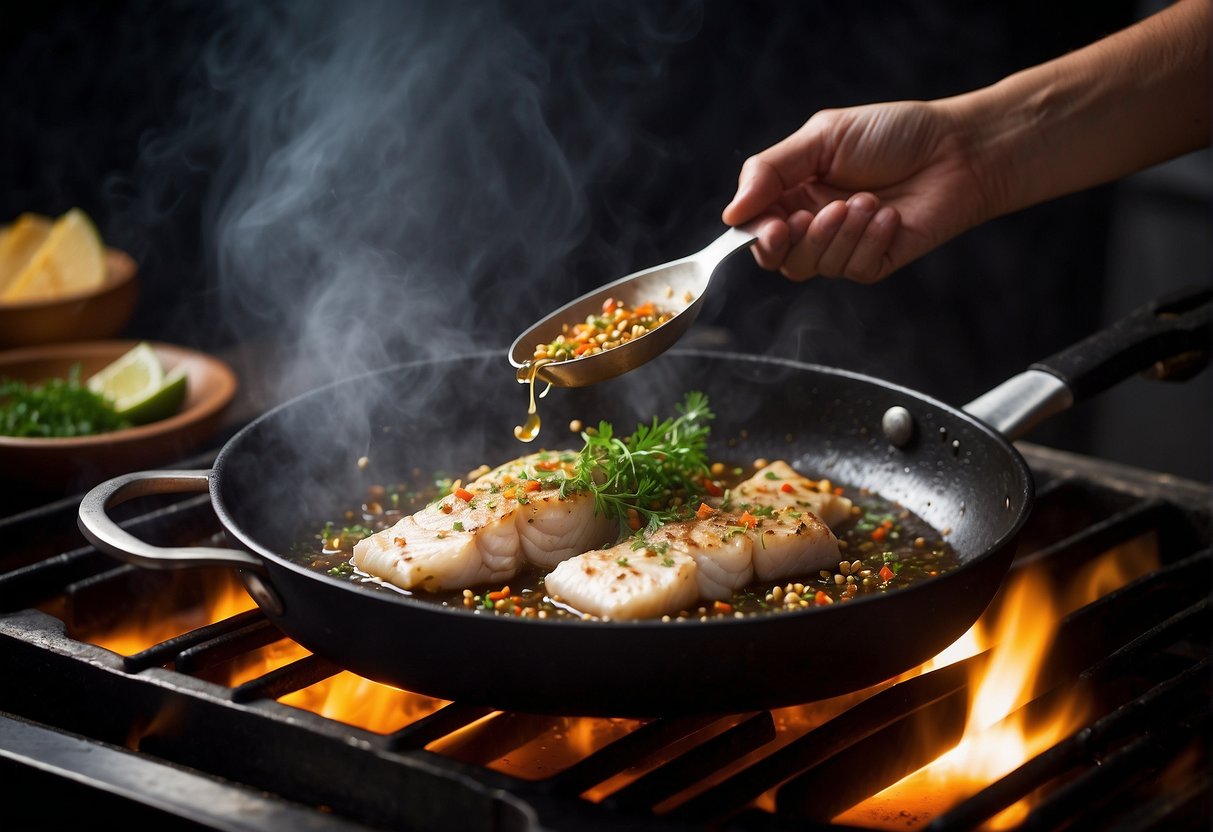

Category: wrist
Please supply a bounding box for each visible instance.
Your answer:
[940,72,1051,225]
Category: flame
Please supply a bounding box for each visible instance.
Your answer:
[281,669,448,732]
[836,539,1160,830]
[87,570,257,656]
[79,533,1161,814]
[915,569,1087,828]
[84,572,445,732]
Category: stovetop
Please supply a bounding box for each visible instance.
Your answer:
[0,441,1209,831]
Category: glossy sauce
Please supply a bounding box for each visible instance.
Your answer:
[294,465,959,621]
[513,358,553,442]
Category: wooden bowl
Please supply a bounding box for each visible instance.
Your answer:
[0,340,237,493]
[0,249,139,349]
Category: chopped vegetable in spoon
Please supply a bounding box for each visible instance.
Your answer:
[533,297,675,362]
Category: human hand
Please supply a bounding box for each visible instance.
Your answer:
[722,99,993,282]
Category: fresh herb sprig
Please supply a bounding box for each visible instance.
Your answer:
[562,391,714,534]
[0,366,130,438]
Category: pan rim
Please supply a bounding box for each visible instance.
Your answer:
[210,347,1035,630]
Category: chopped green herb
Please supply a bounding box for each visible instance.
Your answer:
[764,471,779,480]
[0,366,131,437]
[630,535,669,555]
[615,557,629,567]
[452,521,465,532]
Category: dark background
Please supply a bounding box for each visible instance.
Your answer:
[1,0,1209,481]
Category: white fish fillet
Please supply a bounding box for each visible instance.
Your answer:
[649,518,754,600]
[352,451,614,592]
[730,460,853,527]
[546,460,854,619]
[545,545,699,620]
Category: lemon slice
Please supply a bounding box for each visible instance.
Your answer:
[0,212,53,296]
[2,208,105,302]
[87,342,189,425]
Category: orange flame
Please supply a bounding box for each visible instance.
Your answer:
[836,539,1159,829]
[78,534,1160,820]
[86,570,257,656]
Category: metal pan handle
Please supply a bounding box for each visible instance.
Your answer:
[965,285,1211,440]
[77,469,267,573]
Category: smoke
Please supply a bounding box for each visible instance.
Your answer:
[92,0,696,414]
[198,1,569,401]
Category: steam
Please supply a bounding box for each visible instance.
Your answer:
[196,2,562,400]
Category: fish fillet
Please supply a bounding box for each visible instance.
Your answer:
[731,460,853,527]
[352,451,614,592]
[545,460,853,619]
[545,545,699,620]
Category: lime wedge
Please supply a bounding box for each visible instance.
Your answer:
[87,343,189,424]
[116,366,189,425]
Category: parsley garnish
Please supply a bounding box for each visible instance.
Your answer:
[563,392,714,535]
[0,366,131,437]
[452,521,465,532]
[630,535,670,555]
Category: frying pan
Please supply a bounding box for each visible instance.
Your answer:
[79,287,1209,716]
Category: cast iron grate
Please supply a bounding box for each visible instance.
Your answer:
[0,444,1209,831]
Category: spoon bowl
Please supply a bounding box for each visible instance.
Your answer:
[509,222,759,387]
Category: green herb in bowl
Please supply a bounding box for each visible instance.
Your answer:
[0,365,131,437]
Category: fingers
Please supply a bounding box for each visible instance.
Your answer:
[781,200,846,282]
[844,206,899,283]
[750,216,791,271]
[780,193,900,283]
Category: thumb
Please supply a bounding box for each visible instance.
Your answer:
[722,157,785,225]
[722,118,829,226]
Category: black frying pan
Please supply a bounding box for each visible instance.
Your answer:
[79,287,1209,716]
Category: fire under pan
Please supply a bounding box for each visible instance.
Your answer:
[0,443,1209,831]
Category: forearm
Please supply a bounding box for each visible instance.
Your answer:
[955,0,1210,221]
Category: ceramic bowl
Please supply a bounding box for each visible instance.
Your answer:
[0,249,139,349]
[0,340,237,493]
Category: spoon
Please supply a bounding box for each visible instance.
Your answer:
[509,221,761,388]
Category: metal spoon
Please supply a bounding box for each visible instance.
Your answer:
[509,221,760,388]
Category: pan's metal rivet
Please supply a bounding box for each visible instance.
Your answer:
[242,573,285,617]
[882,406,914,446]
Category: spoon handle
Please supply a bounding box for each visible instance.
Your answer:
[695,220,762,269]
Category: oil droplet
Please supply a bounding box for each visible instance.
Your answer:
[514,359,553,442]
[515,411,540,442]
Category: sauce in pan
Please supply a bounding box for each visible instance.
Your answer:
[291,462,958,622]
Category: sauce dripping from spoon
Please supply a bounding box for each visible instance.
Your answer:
[514,359,553,442]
